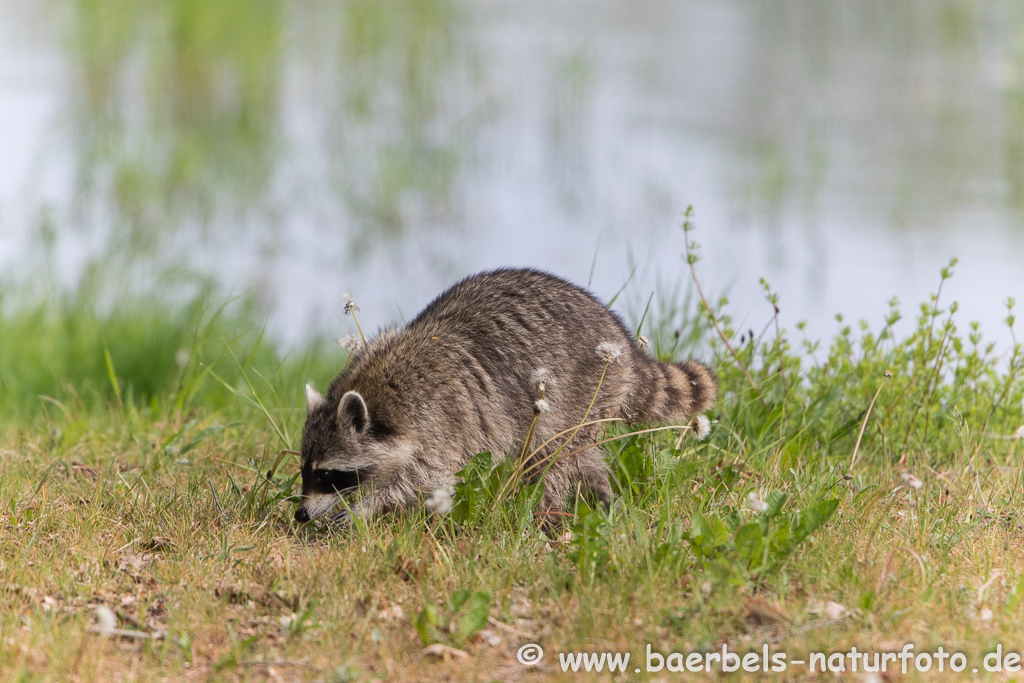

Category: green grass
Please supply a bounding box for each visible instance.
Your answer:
[2,253,1024,681]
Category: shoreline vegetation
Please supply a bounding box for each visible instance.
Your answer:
[2,230,1024,681]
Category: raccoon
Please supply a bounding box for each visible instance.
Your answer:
[295,268,716,524]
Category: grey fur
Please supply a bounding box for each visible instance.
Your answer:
[295,268,717,523]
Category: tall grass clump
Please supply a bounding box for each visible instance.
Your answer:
[681,206,1024,480]
[0,283,337,428]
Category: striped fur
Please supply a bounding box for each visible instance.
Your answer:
[631,359,718,424]
[295,268,718,524]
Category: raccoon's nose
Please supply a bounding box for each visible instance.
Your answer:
[294,508,310,523]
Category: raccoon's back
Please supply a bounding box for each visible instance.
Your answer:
[410,268,628,345]
[408,268,632,385]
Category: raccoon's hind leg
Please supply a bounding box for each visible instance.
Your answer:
[575,450,612,508]
[537,466,573,514]
[535,421,612,511]
[536,450,611,515]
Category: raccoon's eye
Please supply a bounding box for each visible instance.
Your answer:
[309,468,362,495]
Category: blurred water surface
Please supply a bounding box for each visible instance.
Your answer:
[2,0,1024,347]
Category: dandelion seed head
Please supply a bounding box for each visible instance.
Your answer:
[336,335,361,352]
[596,341,623,363]
[94,605,116,636]
[531,368,557,392]
[425,487,455,515]
[342,293,360,315]
[693,414,711,441]
[534,398,550,414]
[1016,425,1024,440]
[901,472,923,490]
[746,491,768,513]
[824,601,846,622]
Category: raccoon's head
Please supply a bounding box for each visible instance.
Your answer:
[294,383,394,523]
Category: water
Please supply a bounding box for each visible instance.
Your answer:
[2,0,1023,350]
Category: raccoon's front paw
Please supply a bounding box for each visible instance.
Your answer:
[331,508,354,526]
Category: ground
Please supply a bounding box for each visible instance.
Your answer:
[2,265,1024,681]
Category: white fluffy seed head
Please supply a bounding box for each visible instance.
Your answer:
[425,487,455,515]
[1016,425,1024,440]
[336,335,361,352]
[824,601,846,621]
[596,341,623,363]
[342,293,359,315]
[531,368,557,392]
[694,415,711,441]
[746,491,768,513]
[534,398,550,414]
[95,605,116,636]
[901,472,923,490]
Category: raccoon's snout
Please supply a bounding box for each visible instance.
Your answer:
[294,492,343,522]
[295,468,365,523]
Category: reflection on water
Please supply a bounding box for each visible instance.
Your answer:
[73,0,283,250]
[331,0,466,251]
[2,0,1024,347]
[63,0,471,261]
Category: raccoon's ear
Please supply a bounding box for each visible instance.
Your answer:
[338,391,369,434]
[306,383,326,412]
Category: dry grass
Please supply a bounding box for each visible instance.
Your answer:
[3,412,1024,681]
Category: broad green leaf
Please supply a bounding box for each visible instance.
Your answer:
[723,509,744,533]
[448,588,471,612]
[456,590,491,639]
[796,498,840,542]
[414,605,441,645]
[764,490,788,519]
[734,523,764,568]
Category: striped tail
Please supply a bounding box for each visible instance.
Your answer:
[641,359,718,423]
